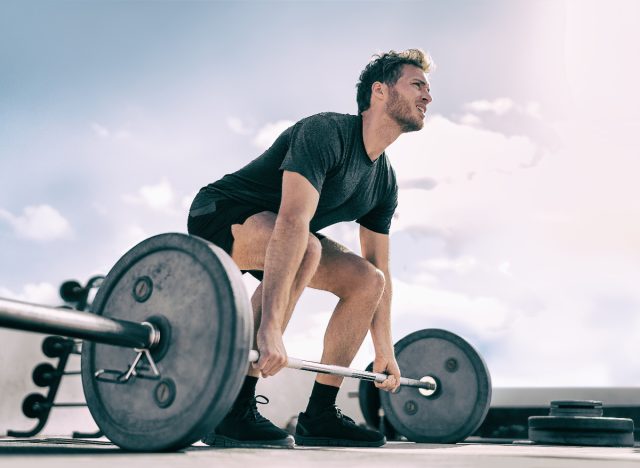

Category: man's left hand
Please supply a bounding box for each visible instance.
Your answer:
[373,355,401,392]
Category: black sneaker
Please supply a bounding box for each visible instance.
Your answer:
[295,406,386,447]
[201,395,294,448]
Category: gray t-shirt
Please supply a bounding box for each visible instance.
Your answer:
[195,112,398,235]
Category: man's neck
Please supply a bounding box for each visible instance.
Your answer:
[361,111,403,162]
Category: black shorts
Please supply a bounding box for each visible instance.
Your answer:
[187,196,325,281]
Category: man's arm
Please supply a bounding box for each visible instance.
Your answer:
[359,225,401,392]
[254,170,319,377]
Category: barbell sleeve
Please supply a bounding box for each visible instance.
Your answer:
[247,350,436,391]
[0,297,158,349]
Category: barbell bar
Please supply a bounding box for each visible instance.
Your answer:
[0,297,435,392]
[0,298,158,349]
[247,350,435,390]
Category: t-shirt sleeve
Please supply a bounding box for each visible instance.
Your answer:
[356,183,398,235]
[279,116,342,193]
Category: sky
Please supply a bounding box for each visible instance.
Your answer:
[1,1,640,430]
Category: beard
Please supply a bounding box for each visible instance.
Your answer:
[385,87,424,132]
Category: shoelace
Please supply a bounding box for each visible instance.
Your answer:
[246,395,270,421]
[332,406,356,425]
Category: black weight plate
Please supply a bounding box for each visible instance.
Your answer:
[379,329,492,443]
[81,233,252,452]
[549,400,603,417]
[529,416,634,447]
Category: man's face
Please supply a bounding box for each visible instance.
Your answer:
[384,65,432,132]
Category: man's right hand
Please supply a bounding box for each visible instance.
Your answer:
[253,326,288,377]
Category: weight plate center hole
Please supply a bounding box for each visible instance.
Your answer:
[146,315,172,363]
[418,375,438,397]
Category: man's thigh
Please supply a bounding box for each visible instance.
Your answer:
[230,212,323,274]
[231,213,376,294]
[229,211,277,270]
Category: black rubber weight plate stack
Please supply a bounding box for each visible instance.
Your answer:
[529,416,634,447]
[529,401,635,447]
[379,329,492,443]
[81,233,252,451]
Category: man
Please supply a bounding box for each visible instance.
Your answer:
[188,48,433,448]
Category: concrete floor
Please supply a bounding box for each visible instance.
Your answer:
[2,439,640,468]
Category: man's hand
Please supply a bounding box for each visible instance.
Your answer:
[253,326,288,377]
[373,354,401,392]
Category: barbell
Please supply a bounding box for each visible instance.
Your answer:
[0,233,492,451]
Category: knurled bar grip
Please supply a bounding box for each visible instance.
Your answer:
[0,298,157,349]
[247,350,436,391]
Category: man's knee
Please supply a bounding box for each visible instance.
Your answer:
[334,259,385,300]
[365,264,386,298]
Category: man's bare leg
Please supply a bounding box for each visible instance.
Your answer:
[227,218,386,447]
[230,212,385,387]
[229,211,322,377]
[293,238,387,447]
[307,237,386,386]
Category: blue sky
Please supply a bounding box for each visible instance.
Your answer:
[1,0,640,412]
[0,0,566,286]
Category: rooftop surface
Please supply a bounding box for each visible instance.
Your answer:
[2,438,640,468]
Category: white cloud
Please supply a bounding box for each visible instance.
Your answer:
[488,293,640,386]
[382,104,640,385]
[253,120,294,151]
[139,181,174,210]
[498,261,512,276]
[387,220,640,386]
[392,278,514,334]
[466,97,515,115]
[122,178,176,212]
[0,282,60,305]
[389,114,537,190]
[119,224,149,250]
[0,205,73,241]
[420,256,478,274]
[227,117,253,135]
[524,101,542,119]
[461,98,543,129]
[459,113,481,126]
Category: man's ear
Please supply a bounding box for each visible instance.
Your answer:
[371,81,386,102]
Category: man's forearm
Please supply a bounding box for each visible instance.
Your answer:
[370,269,394,355]
[261,218,309,331]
